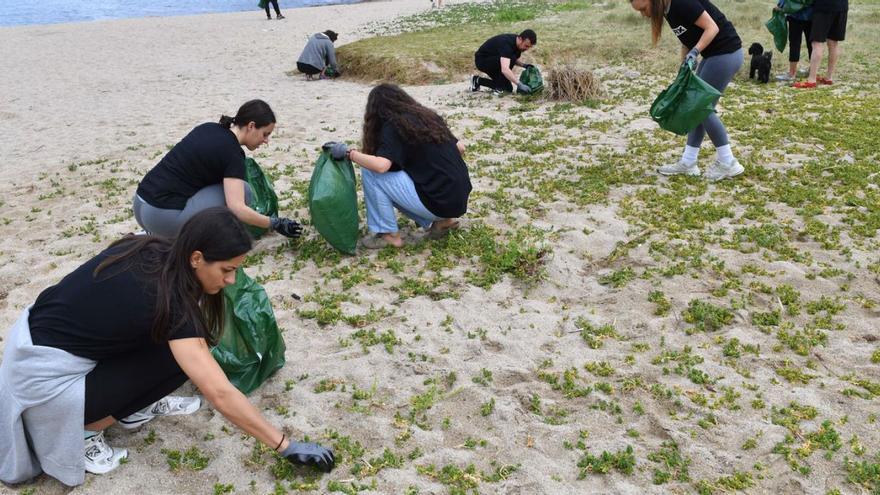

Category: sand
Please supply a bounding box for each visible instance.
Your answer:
[2,1,879,494]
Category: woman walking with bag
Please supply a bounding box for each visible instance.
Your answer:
[630,0,744,181]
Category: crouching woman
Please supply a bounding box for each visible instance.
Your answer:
[0,208,333,487]
[328,83,472,248]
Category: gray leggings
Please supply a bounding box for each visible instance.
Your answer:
[687,48,743,148]
[133,184,253,238]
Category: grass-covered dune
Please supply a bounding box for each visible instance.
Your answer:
[337,0,880,85]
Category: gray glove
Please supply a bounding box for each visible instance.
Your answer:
[322,141,348,161]
[516,81,531,94]
[523,63,535,70]
[270,217,303,238]
[684,47,700,68]
[281,441,335,473]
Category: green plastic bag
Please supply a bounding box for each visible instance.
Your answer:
[244,158,278,239]
[650,62,722,136]
[308,150,359,254]
[519,66,544,93]
[212,267,286,395]
[766,9,788,53]
[258,0,268,9]
[781,0,812,14]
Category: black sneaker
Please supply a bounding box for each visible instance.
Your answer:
[470,75,480,92]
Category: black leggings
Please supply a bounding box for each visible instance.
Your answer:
[264,0,281,17]
[475,56,513,93]
[788,17,813,63]
[84,343,188,424]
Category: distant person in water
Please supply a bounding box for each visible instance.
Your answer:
[260,0,285,20]
[297,31,340,80]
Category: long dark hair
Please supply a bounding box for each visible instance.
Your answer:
[219,99,276,129]
[361,83,456,155]
[96,207,253,345]
[647,0,672,46]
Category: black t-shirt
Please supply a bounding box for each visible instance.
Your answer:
[813,0,847,12]
[475,34,522,67]
[665,0,742,58]
[29,242,200,361]
[136,123,246,210]
[375,121,472,219]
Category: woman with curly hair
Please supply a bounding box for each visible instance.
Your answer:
[327,84,472,248]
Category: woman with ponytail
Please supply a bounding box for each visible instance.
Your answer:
[133,100,303,239]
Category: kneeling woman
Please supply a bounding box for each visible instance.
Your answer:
[328,83,472,248]
[133,99,302,238]
[0,208,333,486]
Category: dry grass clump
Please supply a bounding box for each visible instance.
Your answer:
[545,66,602,102]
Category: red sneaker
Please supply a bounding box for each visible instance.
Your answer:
[817,77,833,85]
[792,81,817,89]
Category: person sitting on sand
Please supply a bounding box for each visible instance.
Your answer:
[325,83,471,249]
[0,208,334,486]
[629,0,744,181]
[470,29,537,95]
[133,99,303,239]
[297,30,340,80]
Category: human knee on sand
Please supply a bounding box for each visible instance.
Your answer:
[297,30,340,81]
[0,208,334,486]
[471,29,538,95]
[325,83,472,249]
[133,99,303,239]
[630,0,744,182]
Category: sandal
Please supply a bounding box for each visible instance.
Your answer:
[817,76,833,85]
[425,220,460,240]
[360,234,402,250]
[792,81,817,89]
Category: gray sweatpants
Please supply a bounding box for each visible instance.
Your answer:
[133,184,253,238]
[687,48,743,148]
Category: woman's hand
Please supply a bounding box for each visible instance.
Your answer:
[281,441,335,472]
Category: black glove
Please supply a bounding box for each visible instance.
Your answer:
[322,141,348,161]
[281,441,335,473]
[523,63,535,69]
[516,81,531,95]
[270,217,303,238]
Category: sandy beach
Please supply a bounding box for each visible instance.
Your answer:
[2,0,880,493]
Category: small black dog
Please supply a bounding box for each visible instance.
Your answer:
[748,42,772,83]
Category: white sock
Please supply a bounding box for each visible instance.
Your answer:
[716,145,734,164]
[681,145,700,165]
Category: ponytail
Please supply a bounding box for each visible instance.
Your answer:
[220,99,276,130]
[219,115,235,128]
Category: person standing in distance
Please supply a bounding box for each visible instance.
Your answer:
[630,0,744,181]
[470,29,537,95]
[793,0,847,88]
[133,100,303,239]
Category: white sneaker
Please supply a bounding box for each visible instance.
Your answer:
[705,158,744,181]
[84,431,128,474]
[775,73,794,82]
[470,75,480,92]
[658,160,700,176]
[118,396,201,430]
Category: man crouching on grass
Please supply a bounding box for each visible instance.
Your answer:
[471,29,537,95]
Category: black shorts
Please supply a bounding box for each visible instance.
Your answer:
[297,62,321,75]
[811,10,847,42]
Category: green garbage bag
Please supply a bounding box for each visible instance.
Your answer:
[308,150,358,254]
[650,62,722,136]
[244,157,279,239]
[212,267,286,395]
[766,9,788,53]
[519,66,544,94]
[258,0,268,9]
[781,0,812,14]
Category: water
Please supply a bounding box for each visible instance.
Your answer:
[0,0,361,27]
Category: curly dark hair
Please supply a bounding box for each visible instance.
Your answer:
[361,83,455,155]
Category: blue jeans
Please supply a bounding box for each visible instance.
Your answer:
[360,168,439,234]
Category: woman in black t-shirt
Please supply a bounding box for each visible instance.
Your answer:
[326,83,472,249]
[630,0,745,182]
[133,99,302,239]
[0,208,333,485]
